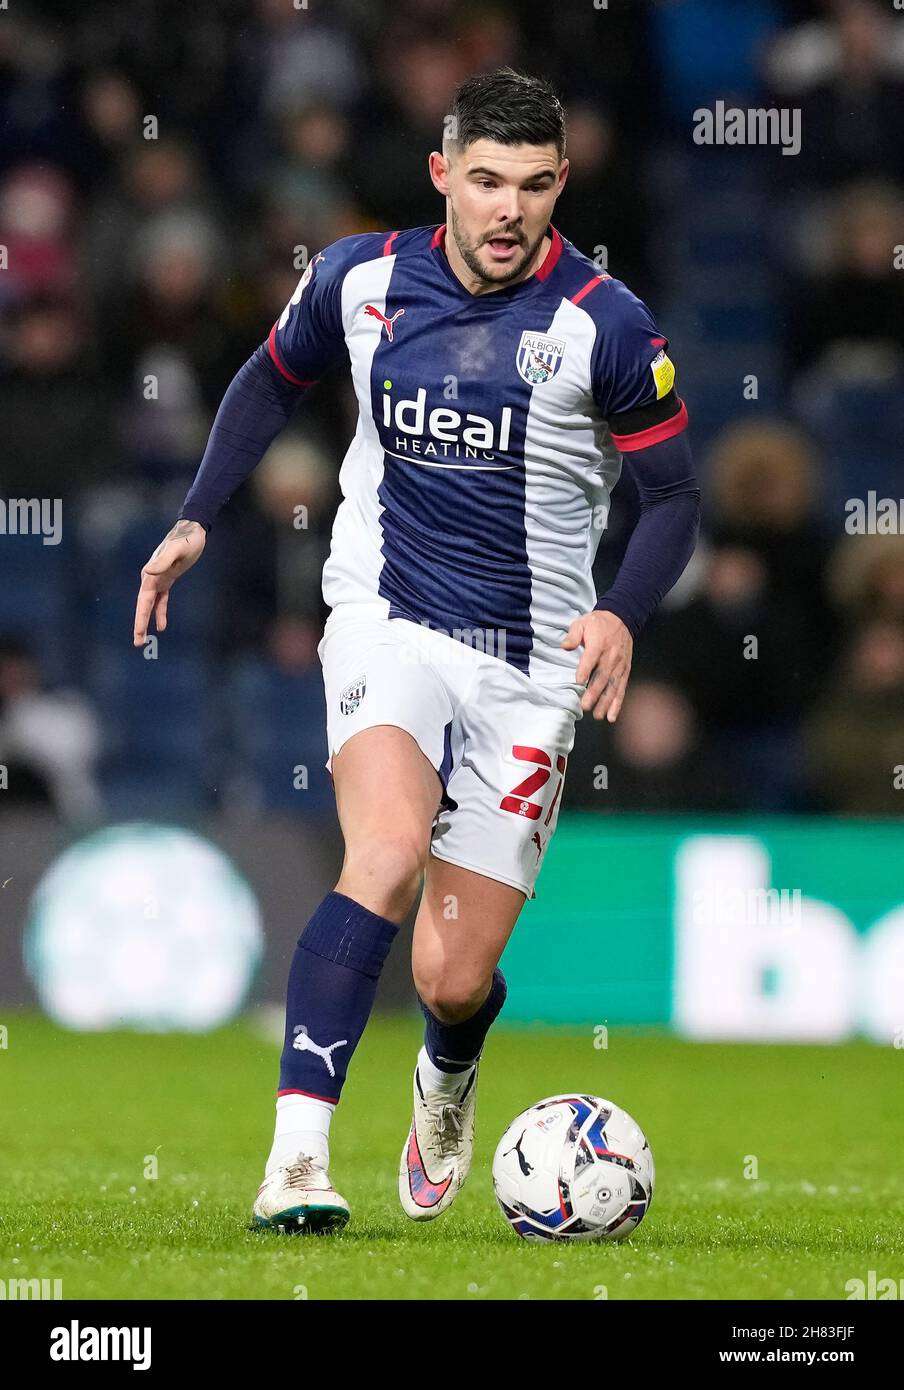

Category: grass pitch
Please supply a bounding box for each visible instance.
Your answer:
[1,1013,901,1300]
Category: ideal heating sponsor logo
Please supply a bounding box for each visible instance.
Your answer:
[380,384,514,467]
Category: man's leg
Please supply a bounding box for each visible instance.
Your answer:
[398,857,525,1219]
[413,856,523,1040]
[332,726,442,918]
[255,726,442,1232]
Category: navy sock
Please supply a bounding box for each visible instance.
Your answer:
[418,967,507,1074]
[278,891,398,1102]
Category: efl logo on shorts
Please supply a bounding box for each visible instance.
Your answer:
[516,331,566,386]
[339,676,366,715]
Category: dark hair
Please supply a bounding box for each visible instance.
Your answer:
[446,68,566,159]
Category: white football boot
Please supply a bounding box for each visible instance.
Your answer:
[398,1062,478,1220]
[252,1153,350,1234]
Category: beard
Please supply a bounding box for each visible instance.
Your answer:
[449,204,548,287]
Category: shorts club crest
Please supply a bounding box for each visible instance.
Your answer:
[339,676,366,715]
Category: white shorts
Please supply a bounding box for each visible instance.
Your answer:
[318,604,583,899]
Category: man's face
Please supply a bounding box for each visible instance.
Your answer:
[429,138,568,288]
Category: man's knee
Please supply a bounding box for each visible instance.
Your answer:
[338,834,429,921]
[415,969,491,1024]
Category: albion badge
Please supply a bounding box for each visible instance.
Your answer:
[339,676,366,715]
[516,330,566,386]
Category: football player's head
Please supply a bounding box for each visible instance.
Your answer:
[429,68,569,291]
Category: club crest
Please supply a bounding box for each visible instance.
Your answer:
[339,676,366,715]
[516,330,566,386]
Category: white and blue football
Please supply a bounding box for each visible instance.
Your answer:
[492,1094,654,1242]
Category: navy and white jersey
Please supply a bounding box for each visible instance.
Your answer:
[268,224,688,690]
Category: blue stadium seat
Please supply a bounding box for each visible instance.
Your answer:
[224,658,334,816]
[795,373,904,522]
[85,645,214,812]
[97,762,211,818]
[651,0,784,121]
[86,645,208,752]
[0,530,75,682]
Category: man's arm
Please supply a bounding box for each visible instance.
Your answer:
[178,344,311,532]
[561,428,700,722]
[132,347,310,645]
[180,242,348,531]
[593,426,701,637]
[565,284,700,720]
[132,242,350,646]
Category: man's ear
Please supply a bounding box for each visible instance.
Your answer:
[428,150,451,197]
[555,157,570,199]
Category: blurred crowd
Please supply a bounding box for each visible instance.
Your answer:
[1,0,902,821]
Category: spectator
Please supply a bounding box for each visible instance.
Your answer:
[705,419,834,640]
[0,300,115,499]
[769,0,904,186]
[349,33,471,229]
[104,213,249,474]
[86,137,225,308]
[789,179,904,377]
[653,420,835,731]
[554,103,650,290]
[75,70,144,193]
[566,680,735,813]
[258,101,365,257]
[828,531,904,628]
[0,165,80,310]
[253,0,366,120]
[214,435,339,654]
[804,619,904,813]
[0,637,104,821]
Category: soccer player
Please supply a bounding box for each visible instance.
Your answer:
[133,69,700,1233]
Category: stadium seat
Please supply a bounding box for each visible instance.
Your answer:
[224,658,334,816]
[0,531,76,683]
[794,372,904,522]
[86,645,208,751]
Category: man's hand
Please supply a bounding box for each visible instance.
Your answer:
[561,609,634,722]
[133,519,206,647]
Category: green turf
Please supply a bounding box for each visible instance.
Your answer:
[1,1013,901,1300]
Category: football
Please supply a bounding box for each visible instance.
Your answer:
[492,1094,655,1242]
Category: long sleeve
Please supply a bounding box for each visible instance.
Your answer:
[179,345,310,531]
[179,239,352,531]
[587,278,699,637]
[594,429,701,637]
